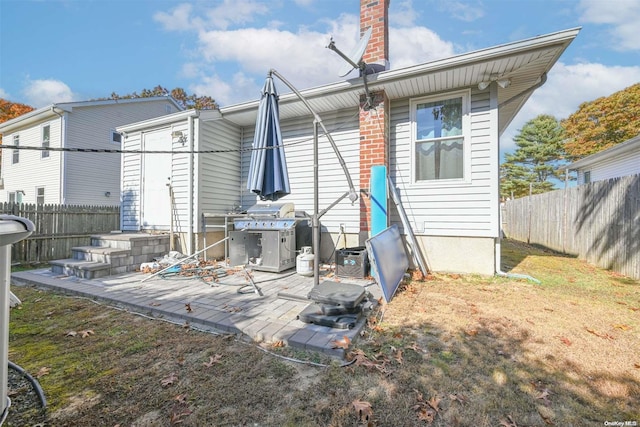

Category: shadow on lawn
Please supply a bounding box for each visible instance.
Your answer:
[326,316,640,427]
[500,239,576,273]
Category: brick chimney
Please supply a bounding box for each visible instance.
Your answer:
[359,0,390,235]
[360,0,390,73]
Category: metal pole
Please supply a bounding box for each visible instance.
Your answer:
[1,245,10,420]
[313,121,320,287]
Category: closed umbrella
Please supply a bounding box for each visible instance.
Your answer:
[247,75,290,201]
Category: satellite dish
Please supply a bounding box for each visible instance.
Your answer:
[327,27,372,77]
[326,26,374,109]
[339,27,372,77]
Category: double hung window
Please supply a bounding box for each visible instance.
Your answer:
[412,90,469,183]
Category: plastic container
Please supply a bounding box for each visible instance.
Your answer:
[296,246,314,276]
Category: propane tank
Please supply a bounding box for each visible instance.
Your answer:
[296,246,314,276]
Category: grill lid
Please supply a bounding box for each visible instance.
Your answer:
[247,202,294,218]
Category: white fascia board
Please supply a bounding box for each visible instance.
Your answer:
[116,109,200,133]
[221,27,581,122]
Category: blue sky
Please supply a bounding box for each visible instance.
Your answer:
[1,0,639,153]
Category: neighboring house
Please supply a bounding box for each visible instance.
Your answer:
[0,97,182,206]
[565,134,640,185]
[118,0,579,275]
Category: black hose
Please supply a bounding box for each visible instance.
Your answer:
[0,397,9,426]
[7,360,47,409]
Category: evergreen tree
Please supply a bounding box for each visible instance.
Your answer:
[500,114,567,199]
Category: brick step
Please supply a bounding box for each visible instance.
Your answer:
[50,259,112,280]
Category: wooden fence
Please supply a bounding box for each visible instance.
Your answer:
[1,203,120,264]
[502,174,640,280]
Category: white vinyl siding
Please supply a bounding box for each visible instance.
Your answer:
[390,88,499,238]
[121,131,143,230]
[64,100,177,206]
[196,118,242,229]
[240,108,361,232]
[577,150,640,184]
[0,120,62,204]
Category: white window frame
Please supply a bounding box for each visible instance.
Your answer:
[42,123,51,158]
[12,134,19,164]
[36,187,45,205]
[410,89,471,186]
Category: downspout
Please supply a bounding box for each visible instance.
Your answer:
[51,106,65,204]
[188,113,197,255]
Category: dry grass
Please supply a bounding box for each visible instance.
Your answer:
[7,239,640,426]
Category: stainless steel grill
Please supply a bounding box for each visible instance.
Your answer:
[230,203,308,272]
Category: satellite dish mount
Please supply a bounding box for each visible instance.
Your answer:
[327,27,374,110]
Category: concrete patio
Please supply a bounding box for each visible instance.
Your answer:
[11,265,381,359]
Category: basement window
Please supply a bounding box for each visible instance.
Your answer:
[411,90,470,183]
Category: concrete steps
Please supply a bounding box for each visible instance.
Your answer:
[50,233,170,279]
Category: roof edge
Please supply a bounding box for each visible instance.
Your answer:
[566,134,640,170]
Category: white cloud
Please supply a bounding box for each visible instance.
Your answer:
[390,27,456,69]
[154,0,270,32]
[435,0,484,22]
[153,3,194,32]
[0,88,9,99]
[189,72,261,106]
[501,62,640,153]
[22,79,77,108]
[579,0,640,51]
[191,15,362,104]
[390,0,419,27]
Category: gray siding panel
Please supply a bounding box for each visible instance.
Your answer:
[240,109,361,232]
[389,91,499,238]
[64,100,176,206]
[197,118,242,228]
[121,132,142,231]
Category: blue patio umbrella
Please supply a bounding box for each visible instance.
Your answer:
[247,75,290,201]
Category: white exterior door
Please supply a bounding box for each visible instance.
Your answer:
[141,130,171,229]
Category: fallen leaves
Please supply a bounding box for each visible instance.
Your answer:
[35,367,51,378]
[412,389,440,424]
[161,372,178,387]
[585,328,615,340]
[65,329,95,338]
[203,354,223,367]
[346,349,393,375]
[557,336,572,346]
[352,399,373,425]
[449,393,467,405]
[331,336,351,350]
[613,323,631,331]
[185,303,193,313]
